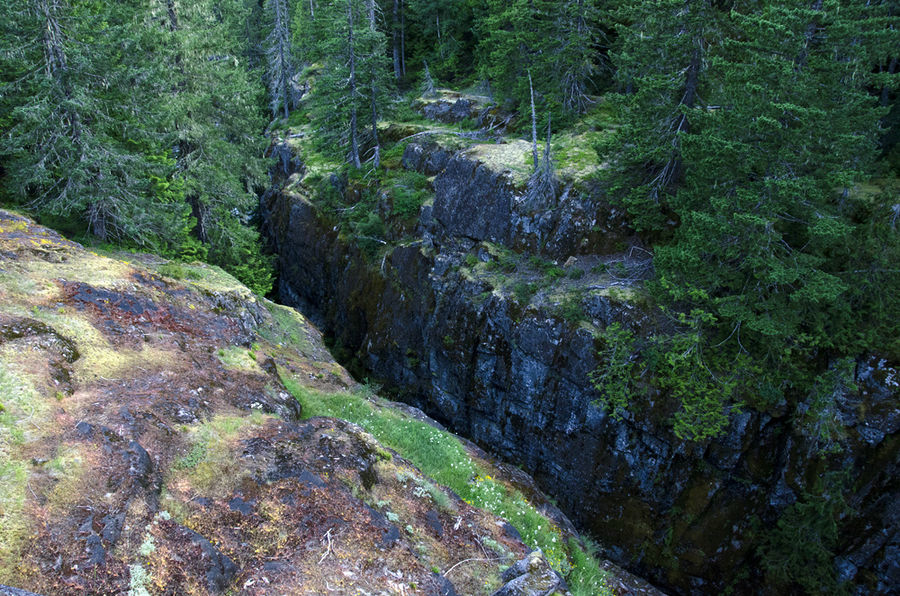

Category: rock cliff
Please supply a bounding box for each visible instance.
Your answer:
[262,136,900,594]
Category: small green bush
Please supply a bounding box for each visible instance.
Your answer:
[513,282,537,304]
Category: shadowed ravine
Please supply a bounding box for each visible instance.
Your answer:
[261,132,900,595]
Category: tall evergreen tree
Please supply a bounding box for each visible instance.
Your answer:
[0,0,179,244]
[599,0,899,442]
[266,0,296,119]
[156,0,273,293]
[406,0,472,80]
[599,0,717,233]
[307,0,392,168]
[475,0,602,121]
[658,0,897,392]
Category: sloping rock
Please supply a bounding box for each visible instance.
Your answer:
[0,211,584,595]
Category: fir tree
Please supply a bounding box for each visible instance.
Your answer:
[0,0,177,245]
[307,0,392,168]
[155,0,273,293]
[266,0,296,119]
[599,0,717,233]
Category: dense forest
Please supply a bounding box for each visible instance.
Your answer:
[1,1,898,589]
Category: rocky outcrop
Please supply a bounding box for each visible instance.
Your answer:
[404,142,634,259]
[0,211,608,596]
[262,142,900,594]
[492,550,570,596]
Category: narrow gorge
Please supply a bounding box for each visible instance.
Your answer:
[261,104,900,594]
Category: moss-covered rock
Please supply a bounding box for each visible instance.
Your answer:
[0,210,629,595]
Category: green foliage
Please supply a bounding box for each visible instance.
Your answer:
[0,0,274,295]
[406,0,475,81]
[389,170,430,218]
[0,0,179,246]
[157,263,202,281]
[589,323,638,421]
[512,281,537,304]
[559,293,586,323]
[303,0,395,167]
[797,358,856,455]
[758,471,851,594]
[568,538,613,596]
[475,0,604,121]
[599,0,900,441]
[649,320,739,442]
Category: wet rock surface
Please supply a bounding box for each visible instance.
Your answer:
[262,141,900,594]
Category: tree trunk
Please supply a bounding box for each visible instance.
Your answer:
[275,0,291,119]
[882,57,898,107]
[400,0,406,76]
[392,0,401,80]
[88,203,107,242]
[368,0,380,168]
[529,72,539,170]
[166,0,179,31]
[348,0,361,168]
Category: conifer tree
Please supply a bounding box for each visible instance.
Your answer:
[475,0,602,120]
[307,0,392,168]
[657,1,897,390]
[266,0,296,119]
[599,0,716,232]
[0,0,178,245]
[406,0,472,79]
[155,0,273,293]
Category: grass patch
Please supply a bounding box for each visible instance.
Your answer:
[259,301,313,354]
[388,170,431,219]
[168,412,272,495]
[0,459,28,582]
[568,538,613,596]
[216,345,264,373]
[0,362,41,580]
[157,263,202,281]
[0,361,39,453]
[281,375,609,589]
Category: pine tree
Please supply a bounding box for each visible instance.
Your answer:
[266,0,296,119]
[660,1,895,374]
[599,0,717,233]
[0,0,177,245]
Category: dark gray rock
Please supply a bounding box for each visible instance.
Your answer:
[182,526,239,593]
[493,550,569,596]
[0,586,44,596]
[401,143,634,260]
[432,157,513,244]
[422,99,476,124]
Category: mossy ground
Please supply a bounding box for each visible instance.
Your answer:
[0,209,619,595]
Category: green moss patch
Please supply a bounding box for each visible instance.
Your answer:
[168,412,273,496]
[0,459,28,582]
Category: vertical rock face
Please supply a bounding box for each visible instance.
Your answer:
[261,143,900,595]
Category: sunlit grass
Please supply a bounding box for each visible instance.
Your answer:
[281,375,611,595]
